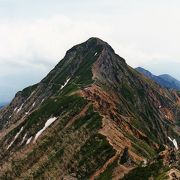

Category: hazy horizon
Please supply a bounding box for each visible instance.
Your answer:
[1,0,180,102]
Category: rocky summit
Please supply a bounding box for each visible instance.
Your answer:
[0,38,180,179]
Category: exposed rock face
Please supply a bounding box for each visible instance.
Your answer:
[0,37,180,179]
[120,147,132,165]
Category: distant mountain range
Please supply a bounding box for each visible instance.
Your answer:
[0,102,8,109]
[136,67,180,90]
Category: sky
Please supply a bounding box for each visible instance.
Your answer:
[1,0,180,102]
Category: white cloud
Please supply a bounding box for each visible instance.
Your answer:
[1,0,180,101]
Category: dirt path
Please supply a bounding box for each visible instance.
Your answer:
[90,153,119,180]
[168,168,180,180]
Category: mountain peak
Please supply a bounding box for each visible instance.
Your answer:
[86,37,110,46]
[87,37,105,43]
[66,37,115,56]
[0,39,180,179]
[87,37,115,52]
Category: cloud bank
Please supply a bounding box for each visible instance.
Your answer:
[0,0,180,101]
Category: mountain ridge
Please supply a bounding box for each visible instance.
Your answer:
[0,38,180,179]
[136,67,180,90]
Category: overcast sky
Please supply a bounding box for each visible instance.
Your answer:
[1,0,180,102]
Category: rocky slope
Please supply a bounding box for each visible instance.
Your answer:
[136,67,180,90]
[0,38,180,179]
